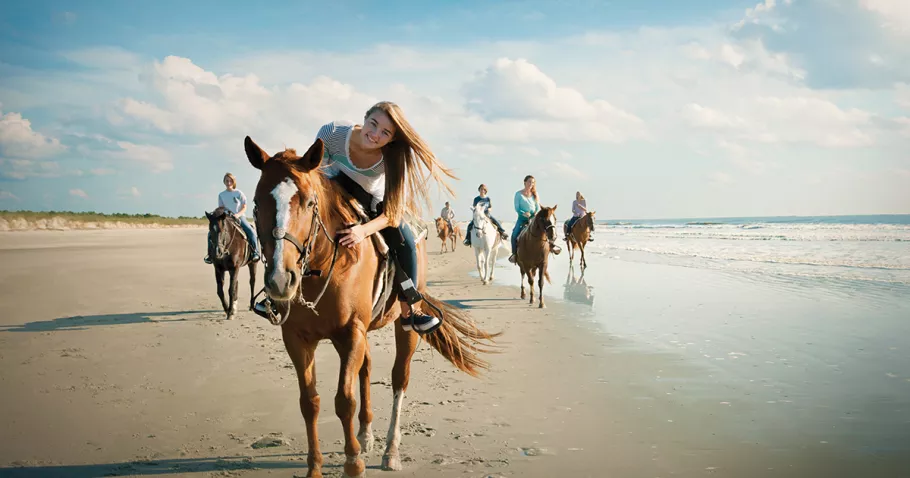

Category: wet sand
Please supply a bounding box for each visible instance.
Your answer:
[0,229,907,477]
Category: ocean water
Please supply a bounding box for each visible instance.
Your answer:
[483,214,910,469]
[590,214,910,286]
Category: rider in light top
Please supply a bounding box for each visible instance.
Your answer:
[204,172,261,264]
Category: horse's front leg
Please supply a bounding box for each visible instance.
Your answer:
[334,326,368,478]
[247,262,257,310]
[383,319,419,471]
[476,248,487,285]
[214,265,229,314]
[519,266,527,299]
[580,243,587,270]
[527,269,536,305]
[357,341,374,454]
[538,265,546,308]
[227,267,239,319]
[488,242,498,283]
[282,330,323,477]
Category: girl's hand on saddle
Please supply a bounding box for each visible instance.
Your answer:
[338,225,367,248]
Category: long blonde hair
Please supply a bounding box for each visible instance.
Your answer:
[368,101,458,226]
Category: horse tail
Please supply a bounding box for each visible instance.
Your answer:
[544,268,552,284]
[421,293,502,378]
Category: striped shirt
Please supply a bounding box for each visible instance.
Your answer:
[317,120,386,213]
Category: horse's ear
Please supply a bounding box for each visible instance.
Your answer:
[205,211,212,220]
[244,136,270,170]
[552,204,558,211]
[296,138,325,172]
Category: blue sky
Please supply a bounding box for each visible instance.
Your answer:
[1,0,908,220]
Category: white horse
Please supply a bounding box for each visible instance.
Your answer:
[471,204,507,285]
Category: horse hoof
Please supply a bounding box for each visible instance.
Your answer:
[382,454,402,471]
[357,431,374,454]
[539,303,546,309]
[343,455,365,477]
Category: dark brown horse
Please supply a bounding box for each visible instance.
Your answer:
[243,136,499,478]
[515,205,559,308]
[565,210,596,269]
[434,216,461,253]
[205,207,257,320]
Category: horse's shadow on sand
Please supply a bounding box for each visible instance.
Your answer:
[0,309,221,333]
[0,453,372,477]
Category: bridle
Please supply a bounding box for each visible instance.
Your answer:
[252,191,340,323]
[209,214,243,262]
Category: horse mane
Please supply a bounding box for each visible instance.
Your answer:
[211,206,228,219]
[270,148,360,230]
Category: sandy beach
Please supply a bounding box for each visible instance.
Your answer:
[1,227,908,478]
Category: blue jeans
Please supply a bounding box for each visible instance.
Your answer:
[511,217,529,253]
[237,216,260,256]
[379,221,421,304]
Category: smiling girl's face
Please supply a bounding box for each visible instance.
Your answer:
[360,110,396,151]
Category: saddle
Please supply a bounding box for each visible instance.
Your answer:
[330,175,429,322]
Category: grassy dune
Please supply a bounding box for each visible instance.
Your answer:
[0,210,207,231]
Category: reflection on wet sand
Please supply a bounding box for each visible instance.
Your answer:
[563,264,595,306]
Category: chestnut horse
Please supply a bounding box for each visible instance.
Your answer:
[205,207,257,320]
[244,136,499,478]
[434,216,461,253]
[514,205,559,308]
[565,210,596,269]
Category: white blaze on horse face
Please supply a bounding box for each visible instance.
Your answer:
[270,178,298,269]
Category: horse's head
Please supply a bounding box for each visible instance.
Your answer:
[244,135,326,311]
[435,217,446,233]
[534,205,559,243]
[472,204,488,229]
[584,210,596,231]
[205,207,231,261]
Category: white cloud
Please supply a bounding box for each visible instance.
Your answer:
[119,56,375,144]
[0,158,81,180]
[107,141,174,173]
[0,108,66,159]
[69,189,88,198]
[896,83,910,109]
[131,186,141,197]
[733,0,789,31]
[460,58,646,142]
[461,143,504,156]
[895,117,910,137]
[0,190,19,201]
[860,0,910,35]
[684,97,876,148]
[90,168,116,176]
[682,103,749,129]
[553,161,587,180]
[520,146,541,156]
[708,171,734,184]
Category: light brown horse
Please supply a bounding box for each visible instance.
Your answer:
[244,136,500,478]
[434,217,461,253]
[514,205,559,308]
[205,207,257,320]
[565,210,596,269]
